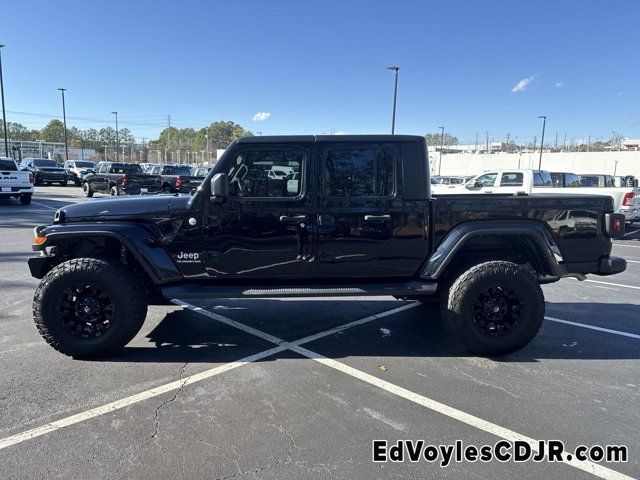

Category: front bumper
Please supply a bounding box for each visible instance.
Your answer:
[36,172,67,182]
[28,255,49,279]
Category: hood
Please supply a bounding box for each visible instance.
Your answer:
[57,194,193,223]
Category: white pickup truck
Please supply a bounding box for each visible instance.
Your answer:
[0,157,34,205]
[432,169,640,222]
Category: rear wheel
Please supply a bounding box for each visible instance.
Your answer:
[82,182,93,197]
[60,180,67,186]
[20,193,32,205]
[33,258,148,358]
[441,260,544,356]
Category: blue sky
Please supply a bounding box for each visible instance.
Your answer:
[2,0,638,144]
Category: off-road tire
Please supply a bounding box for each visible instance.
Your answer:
[82,182,93,197]
[33,258,148,358]
[441,260,544,356]
[20,193,32,205]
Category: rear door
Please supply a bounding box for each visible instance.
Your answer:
[315,141,402,276]
[495,171,525,194]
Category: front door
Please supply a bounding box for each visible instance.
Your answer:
[201,143,314,278]
[315,142,403,277]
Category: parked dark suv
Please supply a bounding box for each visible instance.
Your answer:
[20,158,67,186]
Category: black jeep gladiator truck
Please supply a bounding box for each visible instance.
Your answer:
[28,135,627,358]
[82,162,162,197]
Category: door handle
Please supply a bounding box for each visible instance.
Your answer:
[364,214,391,221]
[279,215,307,224]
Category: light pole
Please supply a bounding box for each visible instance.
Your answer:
[111,111,119,161]
[58,88,69,161]
[386,66,399,134]
[438,126,445,175]
[0,44,9,157]
[537,115,547,169]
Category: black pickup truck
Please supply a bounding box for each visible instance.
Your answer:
[28,135,626,358]
[148,164,203,193]
[81,162,162,197]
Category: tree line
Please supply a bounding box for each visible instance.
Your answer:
[1,118,253,152]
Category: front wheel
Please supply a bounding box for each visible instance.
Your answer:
[441,260,544,356]
[33,258,148,358]
[82,182,93,197]
[60,180,67,186]
[110,186,119,196]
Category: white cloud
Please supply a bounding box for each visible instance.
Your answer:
[252,112,271,122]
[511,76,534,93]
[555,81,564,88]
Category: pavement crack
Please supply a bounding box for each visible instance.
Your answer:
[452,365,521,399]
[146,362,189,442]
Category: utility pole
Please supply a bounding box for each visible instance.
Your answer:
[0,44,9,157]
[485,131,489,154]
[587,135,591,152]
[537,115,546,169]
[438,126,444,175]
[386,66,399,134]
[111,112,119,161]
[563,133,567,152]
[167,114,171,163]
[57,88,69,161]
[506,133,510,152]
[554,131,558,149]
[141,138,146,162]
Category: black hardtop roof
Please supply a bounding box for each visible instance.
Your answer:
[235,134,424,144]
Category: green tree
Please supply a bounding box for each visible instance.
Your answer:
[39,119,66,142]
[425,132,458,147]
[3,122,38,141]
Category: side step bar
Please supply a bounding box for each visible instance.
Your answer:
[161,280,438,300]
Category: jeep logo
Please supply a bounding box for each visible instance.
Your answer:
[176,252,201,263]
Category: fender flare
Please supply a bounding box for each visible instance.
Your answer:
[35,222,182,283]
[420,220,566,280]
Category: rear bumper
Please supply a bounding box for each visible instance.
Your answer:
[597,255,627,275]
[121,185,162,195]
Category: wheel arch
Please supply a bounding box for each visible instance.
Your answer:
[32,223,182,286]
[421,220,566,281]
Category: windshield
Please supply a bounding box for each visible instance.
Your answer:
[33,159,59,168]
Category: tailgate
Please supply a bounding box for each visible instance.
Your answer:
[0,171,31,190]
[127,174,161,187]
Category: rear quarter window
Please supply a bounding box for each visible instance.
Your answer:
[0,159,17,170]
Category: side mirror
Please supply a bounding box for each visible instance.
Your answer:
[210,173,229,201]
[465,181,481,190]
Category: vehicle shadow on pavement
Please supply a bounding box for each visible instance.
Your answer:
[103,301,640,363]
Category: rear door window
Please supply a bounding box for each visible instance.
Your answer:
[533,171,552,187]
[323,147,395,197]
[0,159,17,170]
[499,172,523,186]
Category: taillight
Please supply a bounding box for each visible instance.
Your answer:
[29,173,34,184]
[176,177,182,187]
[121,176,128,186]
[622,192,634,207]
[604,213,626,238]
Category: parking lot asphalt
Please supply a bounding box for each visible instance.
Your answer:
[0,186,638,479]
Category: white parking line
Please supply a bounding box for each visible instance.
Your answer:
[612,243,640,249]
[31,201,57,210]
[564,277,640,291]
[545,316,640,340]
[585,279,640,290]
[179,301,631,480]
[625,260,640,264]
